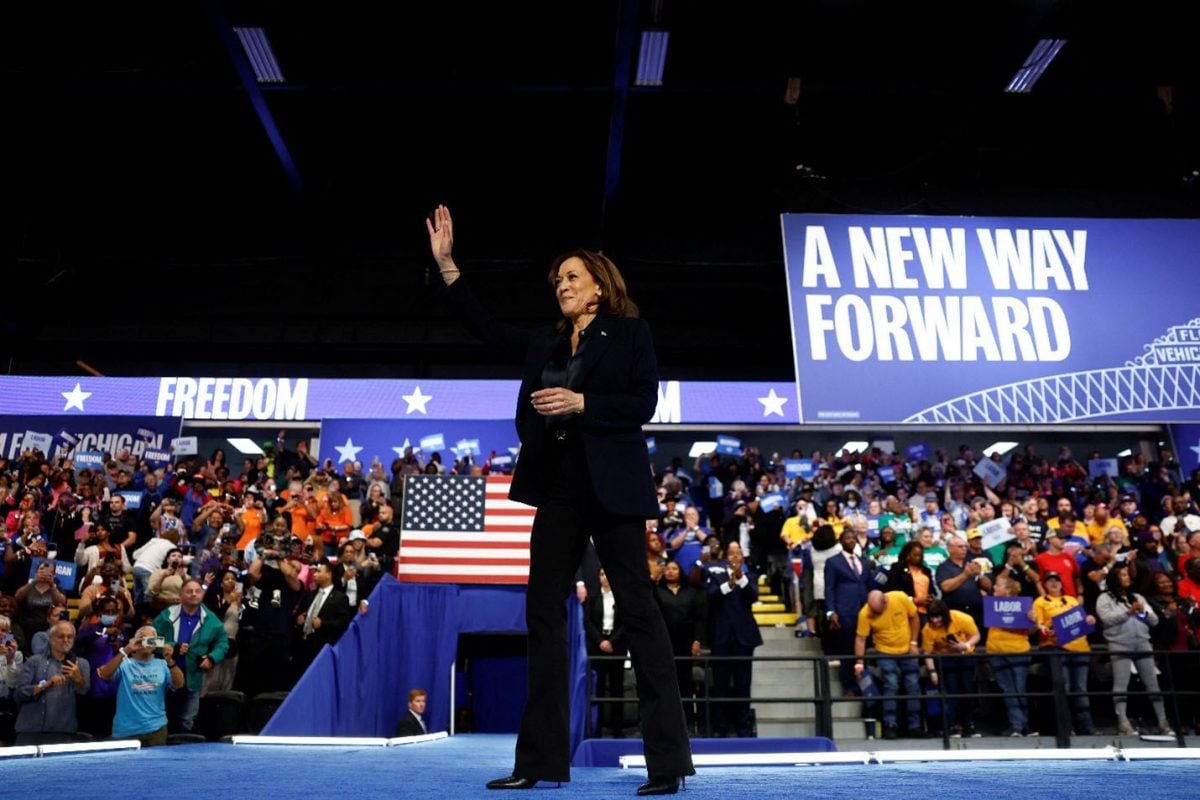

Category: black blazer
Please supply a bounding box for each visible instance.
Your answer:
[446,277,659,518]
[584,590,627,655]
[394,709,426,737]
[703,562,764,649]
[295,587,353,647]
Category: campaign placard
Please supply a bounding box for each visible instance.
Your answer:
[171,436,198,456]
[985,595,1033,629]
[973,458,1007,488]
[29,556,78,592]
[645,436,656,454]
[142,449,173,469]
[715,435,742,456]
[419,433,446,452]
[455,438,481,457]
[73,451,105,470]
[22,431,53,454]
[1052,604,1095,644]
[1088,458,1118,478]
[759,492,786,513]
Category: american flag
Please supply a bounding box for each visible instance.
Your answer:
[397,474,535,584]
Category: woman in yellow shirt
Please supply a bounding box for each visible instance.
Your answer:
[987,575,1037,736]
[1031,571,1096,735]
[920,598,981,737]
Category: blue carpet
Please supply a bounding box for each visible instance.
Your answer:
[2,735,1198,799]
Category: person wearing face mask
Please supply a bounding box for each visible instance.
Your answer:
[75,595,128,738]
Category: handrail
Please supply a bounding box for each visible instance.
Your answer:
[583,647,1197,748]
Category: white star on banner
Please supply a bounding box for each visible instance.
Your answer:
[402,386,433,415]
[1190,438,1200,462]
[391,438,413,459]
[334,437,364,463]
[61,382,92,412]
[757,388,789,417]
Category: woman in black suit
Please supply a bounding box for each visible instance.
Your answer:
[427,206,694,796]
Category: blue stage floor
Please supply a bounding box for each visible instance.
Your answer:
[4,734,1199,799]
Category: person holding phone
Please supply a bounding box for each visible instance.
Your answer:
[428,205,693,795]
[12,620,90,744]
[96,625,184,746]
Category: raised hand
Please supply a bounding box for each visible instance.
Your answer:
[426,204,459,282]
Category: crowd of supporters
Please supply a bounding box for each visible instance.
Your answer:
[0,433,407,744]
[630,441,1200,739]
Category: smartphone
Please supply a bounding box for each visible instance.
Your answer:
[142,636,165,649]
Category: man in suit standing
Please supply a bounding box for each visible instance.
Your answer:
[584,569,627,737]
[704,540,763,737]
[394,688,429,737]
[824,528,871,694]
[292,561,352,679]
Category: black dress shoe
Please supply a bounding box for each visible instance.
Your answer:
[486,776,539,790]
[636,776,680,796]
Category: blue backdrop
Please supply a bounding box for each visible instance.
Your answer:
[782,215,1200,424]
[262,576,590,755]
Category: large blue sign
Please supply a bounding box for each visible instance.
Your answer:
[0,377,796,426]
[0,415,181,461]
[783,215,1200,423]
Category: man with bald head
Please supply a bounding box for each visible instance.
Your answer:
[853,589,922,738]
[96,625,185,745]
[12,620,90,744]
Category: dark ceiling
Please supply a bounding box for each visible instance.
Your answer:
[3,0,1197,382]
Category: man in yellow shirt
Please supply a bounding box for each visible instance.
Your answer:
[920,598,981,737]
[854,589,922,738]
[1084,502,1128,547]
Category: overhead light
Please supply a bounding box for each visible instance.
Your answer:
[227,438,265,456]
[1116,449,1133,457]
[983,441,1019,457]
[1005,38,1066,93]
[838,441,869,455]
[234,26,286,84]
[635,30,670,86]
[688,441,717,458]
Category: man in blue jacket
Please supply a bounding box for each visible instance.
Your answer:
[824,528,871,693]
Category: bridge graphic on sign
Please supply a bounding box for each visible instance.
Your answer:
[904,319,1200,423]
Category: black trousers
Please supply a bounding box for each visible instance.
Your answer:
[513,439,694,781]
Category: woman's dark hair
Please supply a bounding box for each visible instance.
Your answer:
[1106,563,1134,602]
[926,598,950,620]
[897,540,924,566]
[548,249,639,334]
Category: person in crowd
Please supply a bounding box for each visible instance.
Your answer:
[238,530,302,698]
[394,687,429,737]
[854,589,922,739]
[992,539,1041,597]
[807,524,839,638]
[1035,527,1081,597]
[667,506,709,577]
[824,527,871,695]
[921,598,981,737]
[96,626,184,745]
[316,491,353,556]
[75,519,133,578]
[131,528,180,610]
[147,548,190,612]
[885,541,935,620]
[936,535,991,634]
[1095,563,1174,736]
[74,594,128,738]
[15,559,67,646]
[233,489,270,555]
[645,526,668,581]
[429,204,693,793]
[868,526,903,573]
[12,620,89,744]
[655,560,705,733]
[153,577,229,734]
[293,560,352,680]
[1,612,25,697]
[987,574,1038,736]
[584,568,627,737]
[365,501,401,575]
[1032,572,1095,735]
[916,526,949,571]
[703,541,762,739]
[201,565,242,695]
[77,559,135,620]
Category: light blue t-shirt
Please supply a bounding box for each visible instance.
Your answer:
[112,657,171,738]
